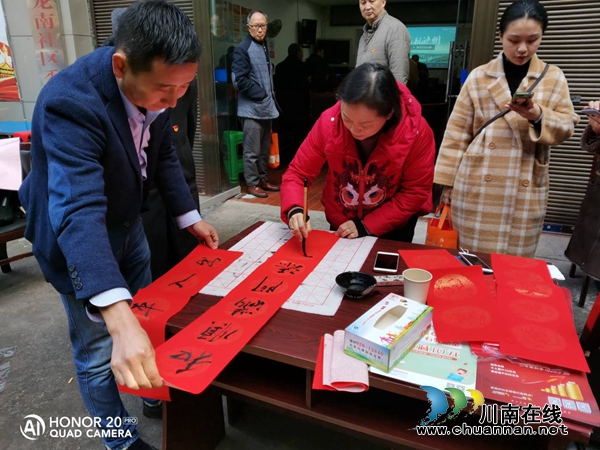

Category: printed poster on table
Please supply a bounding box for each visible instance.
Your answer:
[477,357,600,427]
[0,1,20,100]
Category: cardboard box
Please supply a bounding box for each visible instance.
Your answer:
[344,293,432,372]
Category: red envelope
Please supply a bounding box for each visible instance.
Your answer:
[427,266,500,344]
[399,249,463,271]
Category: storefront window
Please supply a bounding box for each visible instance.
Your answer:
[206,0,251,195]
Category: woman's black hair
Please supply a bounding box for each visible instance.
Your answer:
[337,63,401,132]
[113,0,201,74]
[499,0,548,34]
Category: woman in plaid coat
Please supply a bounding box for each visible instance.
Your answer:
[434,1,578,257]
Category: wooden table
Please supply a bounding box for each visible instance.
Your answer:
[162,223,590,450]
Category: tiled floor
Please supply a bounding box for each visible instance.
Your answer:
[232,163,327,212]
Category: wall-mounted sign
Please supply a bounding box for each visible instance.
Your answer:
[0,0,20,100]
[26,0,66,86]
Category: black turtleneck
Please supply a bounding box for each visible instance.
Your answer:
[355,133,381,166]
[503,54,531,96]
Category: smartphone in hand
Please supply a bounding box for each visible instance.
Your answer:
[511,91,534,104]
[581,107,600,119]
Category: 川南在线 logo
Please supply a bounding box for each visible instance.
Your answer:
[20,414,46,440]
[419,386,485,425]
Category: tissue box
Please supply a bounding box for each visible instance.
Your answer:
[344,293,432,372]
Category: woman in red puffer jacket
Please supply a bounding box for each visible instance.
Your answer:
[281,63,435,242]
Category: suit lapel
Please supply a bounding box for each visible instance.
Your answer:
[100,50,142,186]
[107,99,141,182]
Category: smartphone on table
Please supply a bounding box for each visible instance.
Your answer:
[458,248,493,274]
[373,251,399,273]
[581,107,600,119]
[511,92,534,104]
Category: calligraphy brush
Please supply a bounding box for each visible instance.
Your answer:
[302,178,311,257]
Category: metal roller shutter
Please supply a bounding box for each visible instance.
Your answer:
[89,1,205,193]
[90,1,195,46]
[494,0,600,230]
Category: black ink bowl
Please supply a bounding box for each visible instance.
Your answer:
[335,271,377,299]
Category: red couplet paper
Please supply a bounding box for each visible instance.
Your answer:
[155,230,339,394]
[426,266,500,344]
[491,253,588,372]
[119,245,242,401]
[399,249,463,271]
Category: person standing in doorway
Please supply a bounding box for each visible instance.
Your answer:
[356,0,411,84]
[232,10,280,198]
[306,45,333,93]
[275,43,310,164]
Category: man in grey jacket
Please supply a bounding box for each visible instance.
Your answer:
[356,0,411,85]
[231,10,280,198]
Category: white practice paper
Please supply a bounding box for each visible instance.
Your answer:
[200,221,376,316]
[0,138,22,191]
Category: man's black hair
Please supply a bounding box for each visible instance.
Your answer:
[287,43,302,57]
[113,0,202,73]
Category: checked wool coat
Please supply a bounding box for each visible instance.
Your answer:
[434,53,579,257]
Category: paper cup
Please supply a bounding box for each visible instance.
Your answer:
[402,268,433,304]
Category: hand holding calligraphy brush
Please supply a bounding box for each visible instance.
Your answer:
[302,178,311,258]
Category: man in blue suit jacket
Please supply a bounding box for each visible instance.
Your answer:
[19,2,217,449]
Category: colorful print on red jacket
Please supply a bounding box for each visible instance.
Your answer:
[335,160,394,219]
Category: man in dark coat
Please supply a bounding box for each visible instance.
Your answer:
[275,43,309,164]
[305,45,332,93]
[565,101,600,280]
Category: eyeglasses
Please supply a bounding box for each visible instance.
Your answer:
[248,24,267,30]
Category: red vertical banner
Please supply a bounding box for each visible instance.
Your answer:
[155,231,339,394]
[26,0,66,86]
